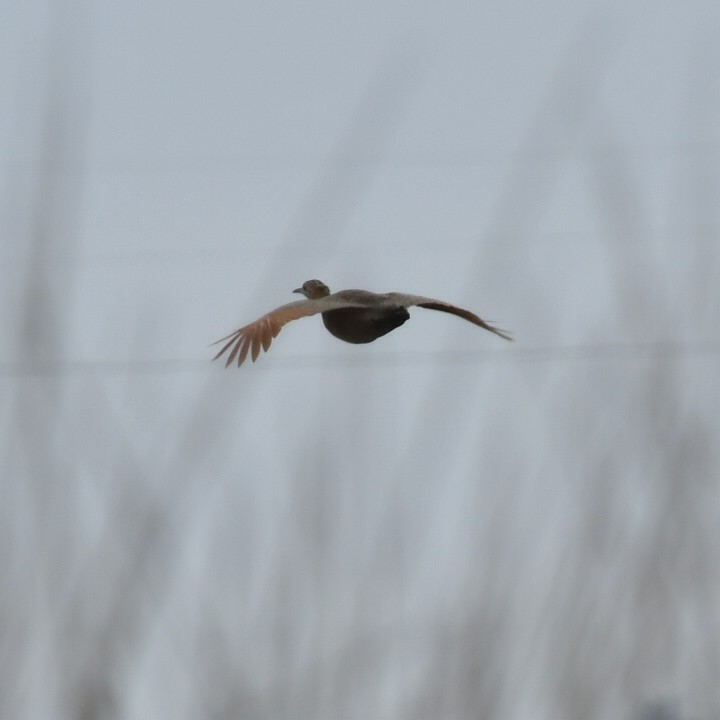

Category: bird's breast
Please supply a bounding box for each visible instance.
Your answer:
[321,306,409,344]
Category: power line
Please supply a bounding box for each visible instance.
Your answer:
[2,339,719,378]
[3,142,719,175]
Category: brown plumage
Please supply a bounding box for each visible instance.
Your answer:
[212,279,512,367]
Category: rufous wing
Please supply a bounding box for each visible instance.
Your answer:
[212,297,367,367]
[384,293,513,341]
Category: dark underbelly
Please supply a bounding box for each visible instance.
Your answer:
[321,306,410,344]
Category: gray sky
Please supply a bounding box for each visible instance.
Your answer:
[2,1,720,718]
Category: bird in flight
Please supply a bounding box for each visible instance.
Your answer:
[212,279,512,367]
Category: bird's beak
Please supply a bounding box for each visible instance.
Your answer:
[292,287,304,295]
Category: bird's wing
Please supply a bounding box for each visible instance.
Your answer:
[211,297,368,367]
[384,292,512,341]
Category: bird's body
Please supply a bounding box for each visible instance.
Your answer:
[320,293,411,344]
[213,279,511,367]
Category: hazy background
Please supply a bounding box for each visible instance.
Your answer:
[2,0,720,718]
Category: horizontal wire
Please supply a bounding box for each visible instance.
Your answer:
[3,141,719,174]
[2,339,719,378]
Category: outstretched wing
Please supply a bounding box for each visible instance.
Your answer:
[384,293,513,341]
[212,297,367,367]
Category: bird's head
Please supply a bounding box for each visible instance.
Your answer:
[293,279,330,299]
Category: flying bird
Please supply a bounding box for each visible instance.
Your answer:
[212,279,512,367]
